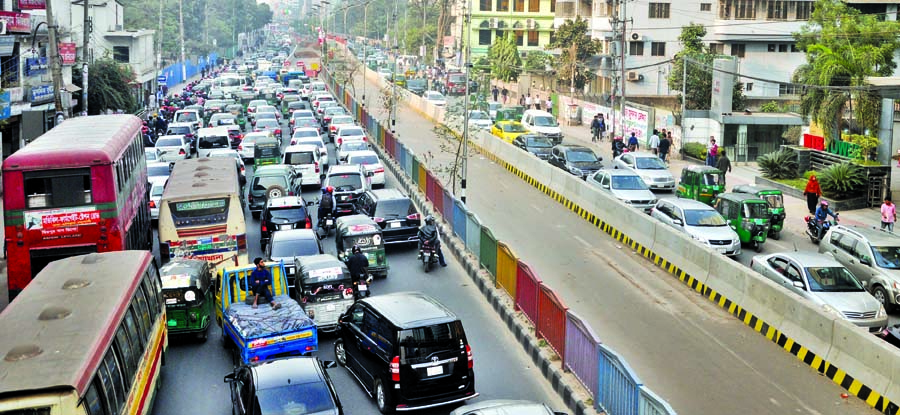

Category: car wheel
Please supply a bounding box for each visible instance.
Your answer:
[197,327,209,342]
[334,339,347,366]
[375,379,393,414]
[754,242,763,253]
[873,286,893,312]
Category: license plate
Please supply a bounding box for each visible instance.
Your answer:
[326,219,334,226]
[326,304,336,311]
[389,221,401,228]
[426,365,444,376]
[717,248,727,254]
[358,283,367,291]
[166,298,177,305]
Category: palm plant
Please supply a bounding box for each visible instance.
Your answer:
[818,162,866,200]
[757,149,799,180]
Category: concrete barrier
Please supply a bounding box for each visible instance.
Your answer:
[648,223,711,284]
[828,319,897,401]
[777,294,837,360]
[737,272,791,337]
[704,257,750,307]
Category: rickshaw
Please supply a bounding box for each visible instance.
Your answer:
[335,215,389,278]
[733,185,785,239]
[281,94,301,117]
[495,106,525,122]
[225,104,246,128]
[676,165,726,205]
[294,254,356,332]
[159,258,214,341]
[713,193,771,252]
[253,136,282,167]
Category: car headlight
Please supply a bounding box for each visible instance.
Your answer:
[620,198,632,204]
[569,166,583,175]
[821,304,840,316]
[183,290,196,302]
[691,234,707,244]
[893,281,900,291]
[877,305,887,318]
[639,175,652,185]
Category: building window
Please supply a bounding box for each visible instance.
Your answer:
[514,0,524,12]
[648,3,670,18]
[629,41,644,56]
[528,30,538,46]
[795,1,812,20]
[778,44,788,52]
[1,43,19,86]
[550,0,555,13]
[745,82,753,92]
[767,44,776,52]
[528,0,540,12]
[700,3,711,11]
[719,0,758,19]
[767,0,788,20]
[497,0,509,12]
[779,83,801,95]
[479,30,492,45]
[480,0,491,11]
[731,43,745,57]
[709,43,725,54]
[651,42,666,56]
[495,29,504,41]
[791,43,801,52]
[113,46,130,63]
[515,30,524,46]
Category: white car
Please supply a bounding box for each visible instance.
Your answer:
[155,135,192,162]
[468,110,493,129]
[149,177,167,221]
[327,115,356,138]
[337,141,370,163]
[238,132,272,159]
[345,150,385,188]
[255,105,280,122]
[335,125,367,147]
[173,109,201,129]
[293,136,330,170]
[424,90,447,106]
[290,128,322,146]
[613,152,677,191]
[146,161,171,183]
[206,149,247,184]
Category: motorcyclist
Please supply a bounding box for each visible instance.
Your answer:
[417,215,447,267]
[612,135,626,158]
[346,245,372,299]
[813,200,839,238]
[317,186,336,230]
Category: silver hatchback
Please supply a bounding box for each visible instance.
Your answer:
[613,152,676,191]
[587,169,657,212]
[650,198,741,256]
[820,225,900,311]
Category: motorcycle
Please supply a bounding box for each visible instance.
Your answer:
[420,239,438,272]
[805,214,839,244]
[317,211,335,239]
[612,139,626,158]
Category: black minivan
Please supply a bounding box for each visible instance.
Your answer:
[334,292,477,413]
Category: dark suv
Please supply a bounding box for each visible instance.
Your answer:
[248,165,302,219]
[334,292,477,413]
[260,196,313,248]
[355,189,421,245]
[548,144,603,180]
[323,164,372,217]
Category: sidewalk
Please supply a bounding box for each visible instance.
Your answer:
[556,122,885,236]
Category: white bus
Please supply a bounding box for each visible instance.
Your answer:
[158,158,248,274]
[213,75,246,96]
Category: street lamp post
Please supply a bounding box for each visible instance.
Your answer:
[461,5,471,203]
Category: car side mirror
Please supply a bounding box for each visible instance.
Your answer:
[322,360,337,369]
[672,219,683,226]
[792,281,805,289]
[224,373,236,383]
[860,257,872,266]
[602,184,610,189]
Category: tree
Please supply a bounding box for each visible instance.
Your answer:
[523,50,551,73]
[792,0,900,140]
[668,23,746,111]
[546,17,602,90]
[72,59,138,115]
[488,33,521,82]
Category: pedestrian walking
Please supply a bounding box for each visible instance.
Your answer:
[491,85,499,102]
[883,197,897,232]
[804,174,822,214]
[501,87,509,104]
[715,148,732,174]
[706,137,718,167]
[649,130,660,155]
[658,133,671,163]
[519,94,526,106]
[627,132,639,152]
[535,96,542,110]
[545,97,552,115]
[598,115,607,141]
[590,115,601,142]
[525,94,533,108]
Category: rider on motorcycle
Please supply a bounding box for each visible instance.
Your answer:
[417,215,447,267]
[317,186,335,230]
[814,200,839,238]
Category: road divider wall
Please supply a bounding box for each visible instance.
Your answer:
[323,60,676,415]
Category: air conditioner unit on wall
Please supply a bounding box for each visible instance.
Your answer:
[630,32,642,41]
[627,71,643,81]
[526,19,535,29]
[490,18,499,28]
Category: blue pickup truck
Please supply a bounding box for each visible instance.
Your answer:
[218,260,318,364]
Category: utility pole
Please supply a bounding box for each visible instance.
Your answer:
[390,0,399,133]
[461,3,471,203]
[618,0,630,134]
[178,0,187,81]
[421,0,426,64]
[45,0,65,116]
[157,0,164,101]
[362,2,370,106]
[83,0,90,114]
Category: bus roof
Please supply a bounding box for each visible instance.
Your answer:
[2,115,141,171]
[163,157,240,201]
[0,251,151,397]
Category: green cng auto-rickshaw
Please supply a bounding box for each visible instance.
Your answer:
[253,136,282,167]
[495,106,525,122]
[160,258,214,341]
[713,193,771,252]
[676,165,726,205]
[294,254,356,332]
[733,185,785,239]
[335,215,389,277]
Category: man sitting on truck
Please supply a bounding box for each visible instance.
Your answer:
[250,257,281,310]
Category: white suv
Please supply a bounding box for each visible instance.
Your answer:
[521,109,562,144]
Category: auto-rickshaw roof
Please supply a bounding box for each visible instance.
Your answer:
[336,214,381,236]
[732,184,781,195]
[295,254,350,284]
[683,165,722,173]
[717,192,768,203]
[159,258,209,291]
[255,136,280,146]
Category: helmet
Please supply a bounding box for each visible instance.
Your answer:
[352,245,361,254]
[326,186,334,193]
[821,200,829,207]
[425,215,435,224]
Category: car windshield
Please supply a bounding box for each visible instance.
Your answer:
[145,151,158,161]
[743,202,770,219]
[635,157,667,170]
[147,165,170,177]
[526,136,552,147]
[805,266,865,292]
[342,143,368,153]
[702,173,722,186]
[256,382,334,415]
[286,152,315,164]
[348,155,379,165]
[272,238,320,258]
[294,130,318,138]
[257,120,279,128]
[157,138,182,147]
[199,136,229,149]
[151,184,165,197]
[217,77,241,87]
[168,126,191,135]
[329,174,362,191]
[763,194,783,208]
[470,111,489,120]
[253,176,287,191]
[341,128,364,136]
[872,246,900,269]
[293,111,315,119]
[269,207,306,222]
[398,321,464,365]
[374,199,412,218]
[533,116,558,127]
[684,209,727,227]
[256,113,277,120]
[176,112,197,123]
[567,150,598,163]
[612,175,649,190]
[502,123,527,133]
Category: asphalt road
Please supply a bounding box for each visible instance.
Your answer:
[150,103,567,415]
[345,59,877,414]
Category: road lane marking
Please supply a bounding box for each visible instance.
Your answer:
[572,235,591,248]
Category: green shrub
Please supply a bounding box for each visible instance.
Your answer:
[818,162,866,200]
[803,170,816,180]
[757,149,799,180]
[760,101,782,113]
[683,142,707,160]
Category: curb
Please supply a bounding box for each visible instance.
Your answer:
[368,130,598,415]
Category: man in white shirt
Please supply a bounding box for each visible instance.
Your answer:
[649,130,660,155]
[525,94,533,108]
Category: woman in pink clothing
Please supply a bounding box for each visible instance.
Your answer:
[882,197,896,232]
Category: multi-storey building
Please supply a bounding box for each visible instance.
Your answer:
[462,0,558,59]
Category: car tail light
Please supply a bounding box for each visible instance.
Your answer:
[804,216,810,221]
[390,356,400,381]
[373,217,384,223]
[466,345,473,368]
[275,129,282,135]
[305,218,312,229]
[362,136,368,142]
[374,167,384,173]
[238,144,243,151]
[291,139,297,145]
[179,148,186,155]
[240,165,245,173]
[254,128,261,132]
[314,162,320,173]
[261,223,267,233]
[248,107,255,112]
[290,119,295,125]
[407,213,420,220]
[149,200,156,208]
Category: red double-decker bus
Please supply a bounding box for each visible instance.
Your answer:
[3,115,152,301]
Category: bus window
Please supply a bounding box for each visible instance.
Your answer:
[23,168,92,209]
[148,265,164,308]
[123,308,144,355]
[141,275,159,320]
[96,353,120,415]
[114,326,137,379]
[83,379,108,415]
[133,291,151,340]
